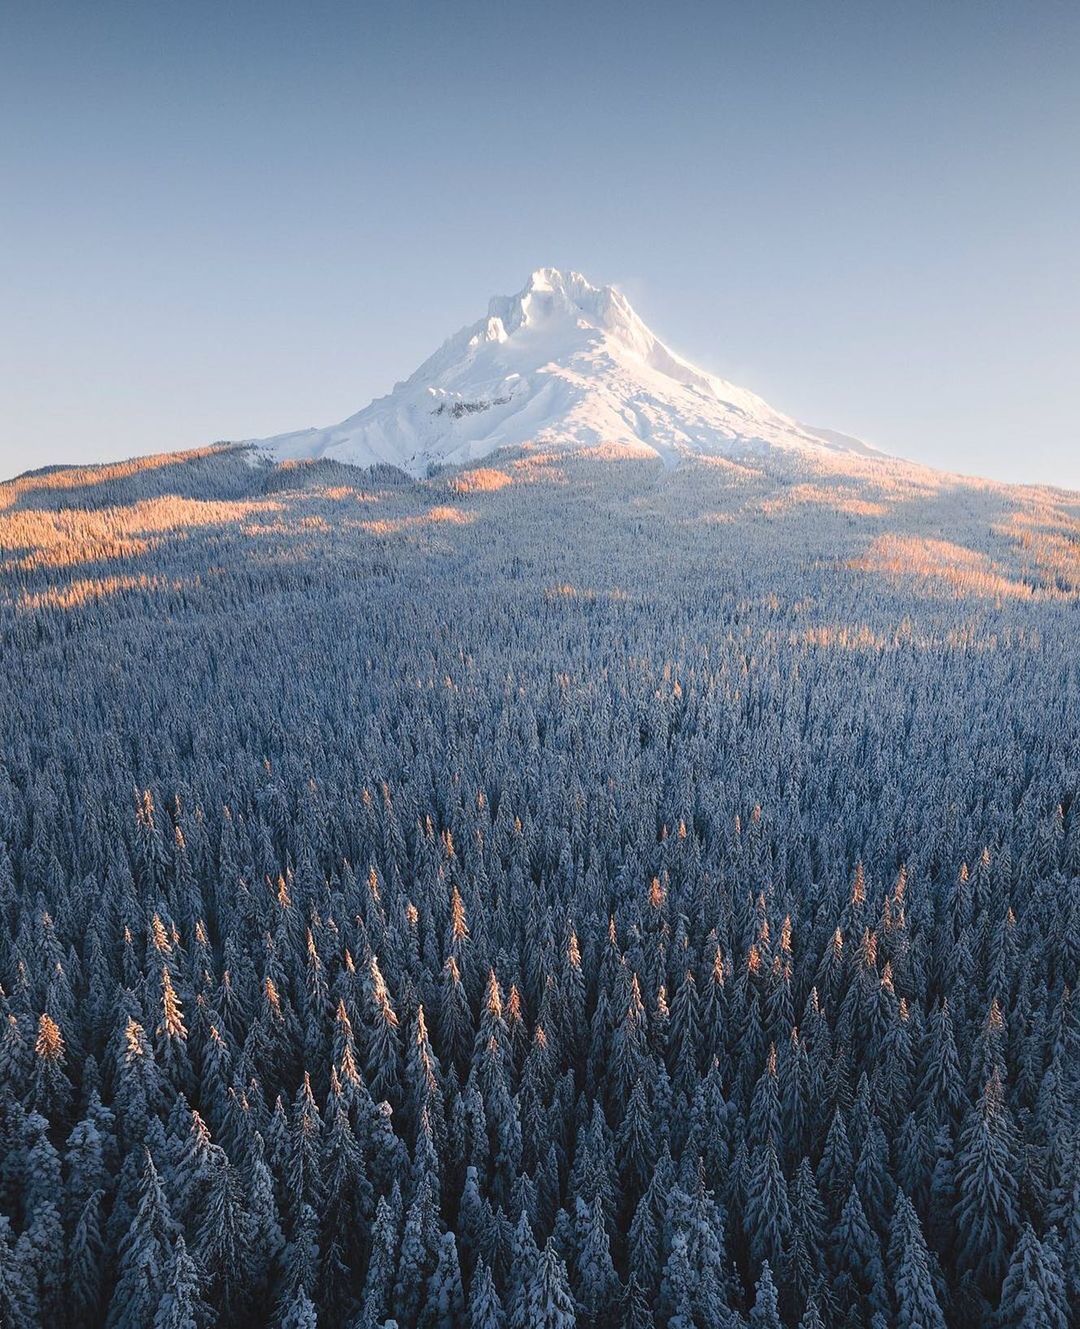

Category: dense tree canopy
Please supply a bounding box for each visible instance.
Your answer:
[0,444,1077,1326]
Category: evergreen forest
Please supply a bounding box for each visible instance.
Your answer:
[0,444,1077,1328]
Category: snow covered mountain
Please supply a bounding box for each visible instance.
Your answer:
[251,268,879,476]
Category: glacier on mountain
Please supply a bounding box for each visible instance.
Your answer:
[250,268,879,476]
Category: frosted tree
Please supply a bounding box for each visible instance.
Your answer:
[996,1224,1069,1329]
[749,1262,783,1329]
[152,1236,209,1329]
[467,1259,506,1329]
[107,1152,180,1329]
[421,1231,465,1329]
[953,1068,1020,1290]
[523,1240,577,1329]
[888,1194,946,1329]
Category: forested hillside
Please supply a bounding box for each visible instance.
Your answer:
[0,443,1077,1328]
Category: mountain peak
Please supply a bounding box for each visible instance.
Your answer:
[487,267,639,342]
[521,265,595,296]
[514,267,610,307]
[251,270,879,475]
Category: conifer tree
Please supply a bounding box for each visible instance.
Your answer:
[506,1210,541,1329]
[287,1072,324,1214]
[750,1262,783,1329]
[468,1259,506,1329]
[0,1217,36,1329]
[746,1140,790,1275]
[888,1194,946,1329]
[246,1131,287,1292]
[394,1177,438,1327]
[362,1187,402,1326]
[996,1224,1069,1329]
[818,1108,854,1216]
[70,1188,106,1325]
[832,1185,887,1322]
[524,1240,577,1329]
[32,1011,72,1119]
[572,1193,619,1324]
[787,1157,827,1311]
[421,1230,465,1329]
[153,1235,209,1329]
[195,1151,253,1318]
[107,1152,180,1329]
[364,956,402,1105]
[953,1068,1020,1290]
[797,1295,826,1329]
[279,1289,319,1329]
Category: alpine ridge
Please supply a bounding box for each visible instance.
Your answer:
[251,268,880,476]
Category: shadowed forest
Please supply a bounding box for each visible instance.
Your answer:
[0,444,1077,1328]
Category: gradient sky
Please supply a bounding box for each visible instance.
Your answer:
[2,1,1078,486]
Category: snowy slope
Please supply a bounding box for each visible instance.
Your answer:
[251,268,879,476]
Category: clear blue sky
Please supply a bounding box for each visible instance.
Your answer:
[2,1,1078,486]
